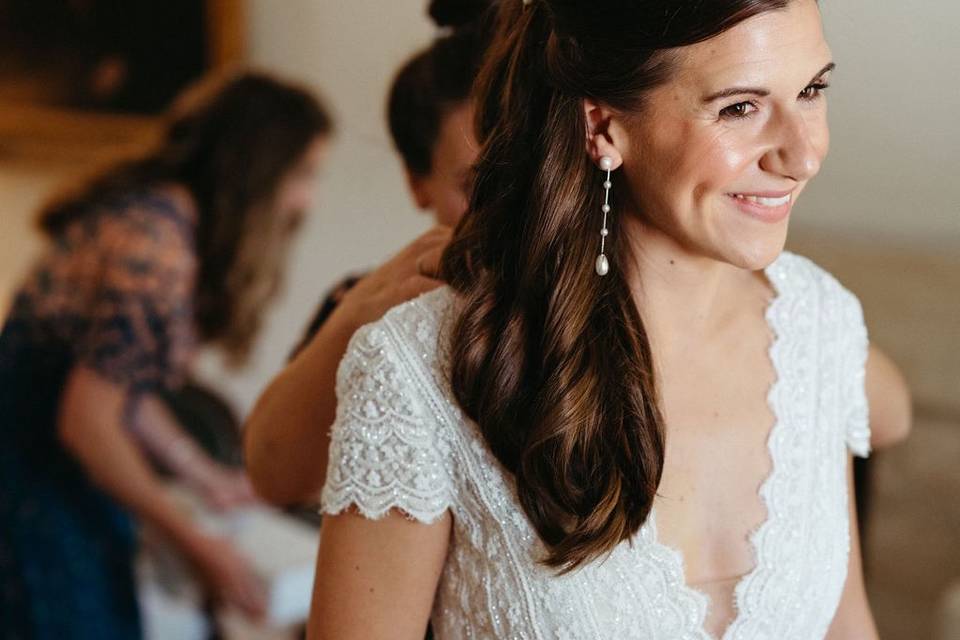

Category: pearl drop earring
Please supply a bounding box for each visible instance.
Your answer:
[595,156,614,276]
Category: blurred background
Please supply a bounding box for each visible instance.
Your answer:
[0,1,956,638]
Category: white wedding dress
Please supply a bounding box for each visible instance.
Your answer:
[320,252,871,639]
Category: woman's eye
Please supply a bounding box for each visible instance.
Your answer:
[719,101,757,120]
[799,82,830,101]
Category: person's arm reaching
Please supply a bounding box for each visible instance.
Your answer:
[244,226,451,506]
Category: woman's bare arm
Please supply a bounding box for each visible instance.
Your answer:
[826,457,880,638]
[60,366,214,553]
[307,509,452,640]
[243,307,358,506]
[244,227,450,506]
[58,365,266,616]
[866,343,912,450]
[131,394,257,509]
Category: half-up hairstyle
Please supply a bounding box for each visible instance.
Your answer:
[441,0,791,572]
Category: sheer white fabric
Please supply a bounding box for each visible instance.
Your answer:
[321,252,870,639]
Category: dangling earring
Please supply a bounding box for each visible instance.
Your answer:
[595,156,614,276]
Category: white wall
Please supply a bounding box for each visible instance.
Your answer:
[200,0,960,416]
[796,1,960,247]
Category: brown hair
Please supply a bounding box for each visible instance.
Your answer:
[38,71,333,364]
[387,0,492,176]
[442,0,791,572]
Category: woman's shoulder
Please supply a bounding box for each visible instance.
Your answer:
[769,251,871,454]
[102,184,195,247]
[81,186,198,292]
[767,251,864,325]
[335,286,460,419]
[325,286,462,523]
[349,286,459,371]
[18,187,196,321]
[68,186,193,271]
[380,286,459,345]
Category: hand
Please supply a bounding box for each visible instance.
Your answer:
[331,226,451,332]
[187,533,268,620]
[194,465,259,511]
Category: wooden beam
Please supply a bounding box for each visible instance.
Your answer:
[206,0,247,68]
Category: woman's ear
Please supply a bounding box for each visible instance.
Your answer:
[583,99,624,170]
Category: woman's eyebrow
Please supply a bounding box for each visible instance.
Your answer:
[701,61,836,104]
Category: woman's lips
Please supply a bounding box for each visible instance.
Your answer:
[726,191,794,223]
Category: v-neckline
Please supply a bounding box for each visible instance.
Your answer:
[640,255,789,640]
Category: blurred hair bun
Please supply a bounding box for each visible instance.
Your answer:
[428,0,491,28]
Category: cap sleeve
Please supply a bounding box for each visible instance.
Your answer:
[320,319,454,523]
[74,204,196,393]
[839,289,871,458]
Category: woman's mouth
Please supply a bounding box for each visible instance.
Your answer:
[726,191,794,223]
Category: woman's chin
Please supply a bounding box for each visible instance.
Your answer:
[721,229,789,272]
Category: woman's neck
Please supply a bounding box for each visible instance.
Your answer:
[621,217,773,353]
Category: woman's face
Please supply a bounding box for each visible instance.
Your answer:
[409,101,479,228]
[617,0,832,270]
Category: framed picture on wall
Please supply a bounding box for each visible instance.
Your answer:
[0,0,245,114]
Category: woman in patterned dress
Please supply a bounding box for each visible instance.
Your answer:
[0,72,332,639]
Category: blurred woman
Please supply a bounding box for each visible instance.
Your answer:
[0,72,332,639]
[245,0,491,507]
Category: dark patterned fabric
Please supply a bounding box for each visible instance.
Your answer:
[0,190,196,639]
[289,274,363,361]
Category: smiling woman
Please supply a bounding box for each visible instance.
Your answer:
[306,1,883,639]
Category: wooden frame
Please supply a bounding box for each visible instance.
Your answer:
[206,0,247,69]
[0,1,247,161]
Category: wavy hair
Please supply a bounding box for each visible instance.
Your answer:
[38,72,333,364]
[441,0,791,571]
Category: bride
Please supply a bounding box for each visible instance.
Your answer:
[307,0,896,637]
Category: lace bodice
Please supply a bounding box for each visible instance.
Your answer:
[321,252,870,639]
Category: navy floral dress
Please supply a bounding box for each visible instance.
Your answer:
[0,190,197,639]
